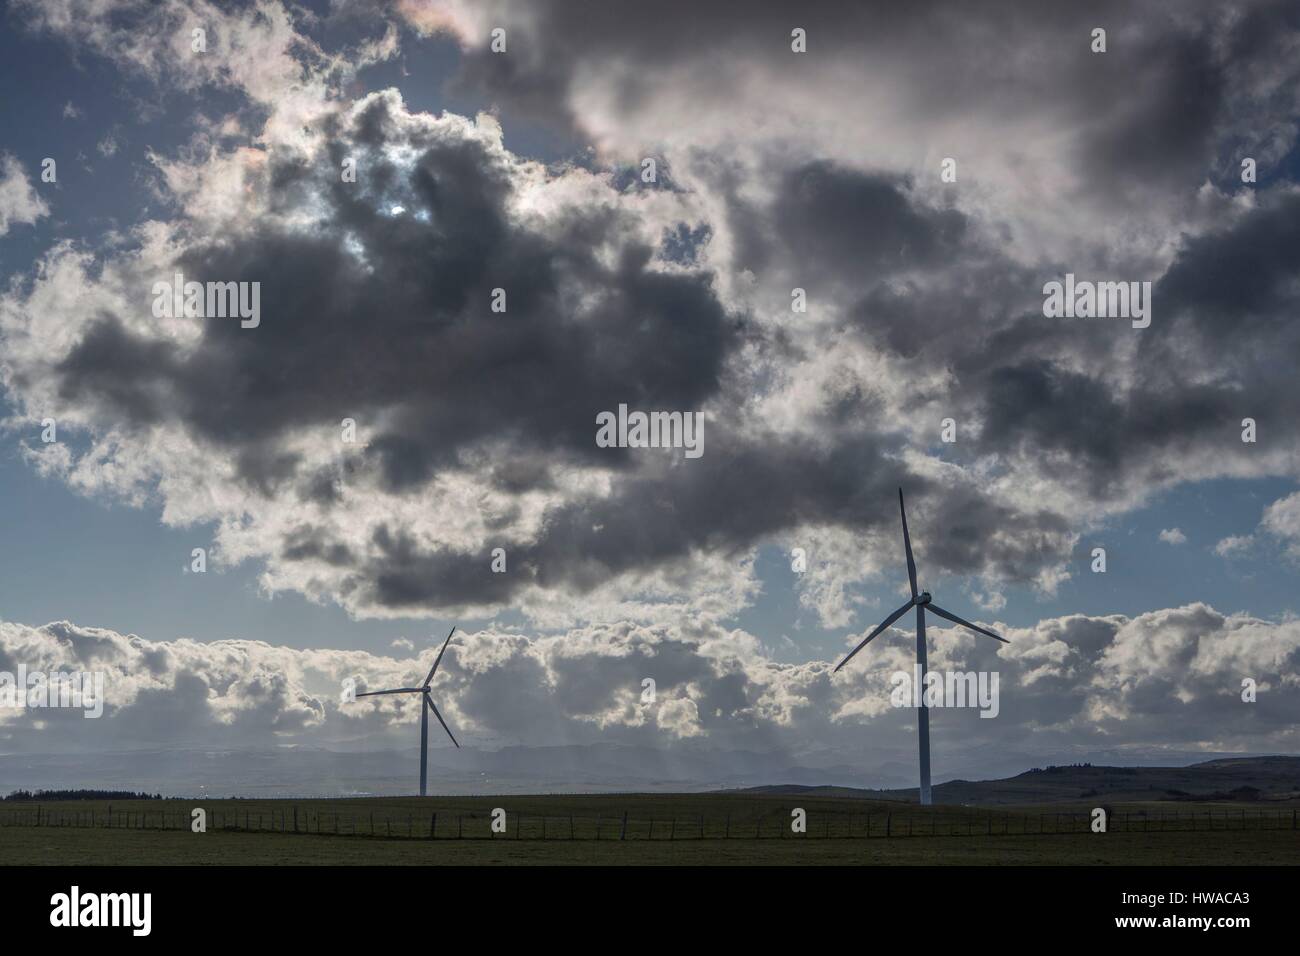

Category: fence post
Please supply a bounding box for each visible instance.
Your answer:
[293,806,298,833]
[621,811,628,841]
[457,816,462,839]
[886,813,891,838]
[430,813,437,839]
[725,812,731,839]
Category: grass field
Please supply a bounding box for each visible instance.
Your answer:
[3,793,1297,865]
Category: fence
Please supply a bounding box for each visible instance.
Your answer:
[2,805,1297,841]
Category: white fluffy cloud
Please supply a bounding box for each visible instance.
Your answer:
[0,155,49,236]
[1212,491,1300,563]
[3,603,1297,763]
[1215,534,1254,558]
[1262,491,1300,559]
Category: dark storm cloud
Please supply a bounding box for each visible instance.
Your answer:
[772,163,966,281]
[50,92,740,499]
[31,81,1090,614]
[957,191,1300,504]
[331,423,1074,611]
[53,316,177,426]
[327,432,910,610]
[442,0,1236,180]
[1155,191,1300,346]
[1080,28,1226,198]
[37,80,1300,613]
[8,0,1300,623]
[795,185,1300,514]
[973,362,1243,501]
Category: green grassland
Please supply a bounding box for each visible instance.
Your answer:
[3,792,1298,865]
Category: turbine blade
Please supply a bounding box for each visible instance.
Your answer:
[426,694,459,748]
[926,604,1008,644]
[834,599,916,672]
[356,687,423,697]
[899,488,918,599]
[424,626,457,686]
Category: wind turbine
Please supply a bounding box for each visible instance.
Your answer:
[357,626,460,797]
[834,489,1008,806]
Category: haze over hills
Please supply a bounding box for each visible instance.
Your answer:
[3,746,1299,802]
[0,744,878,797]
[739,756,1300,805]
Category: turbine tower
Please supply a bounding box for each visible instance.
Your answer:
[357,626,460,797]
[835,490,1008,806]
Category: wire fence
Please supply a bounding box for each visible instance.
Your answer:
[2,805,1298,841]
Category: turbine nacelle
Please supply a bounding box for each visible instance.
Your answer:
[917,591,932,605]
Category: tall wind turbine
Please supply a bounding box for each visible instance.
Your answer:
[835,490,1008,806]
[357,626,460,797]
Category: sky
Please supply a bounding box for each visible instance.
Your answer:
[1,0,1299,793]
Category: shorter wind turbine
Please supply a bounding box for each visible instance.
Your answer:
[835,489,1008,806]
[357,626,460,797]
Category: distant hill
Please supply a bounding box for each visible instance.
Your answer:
[5,747,1298,802]
[0,744,879,798]
[734,756,1300,806]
